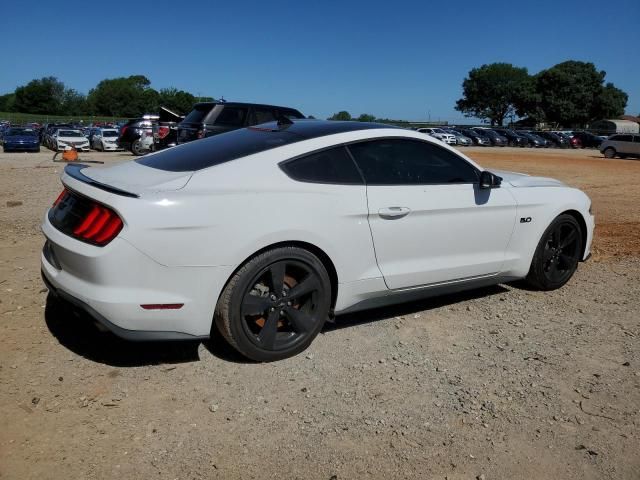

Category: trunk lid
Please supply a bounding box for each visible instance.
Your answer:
[71,161,193,195]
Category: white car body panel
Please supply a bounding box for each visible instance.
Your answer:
[55,130,90,151]
[41,124,594,339]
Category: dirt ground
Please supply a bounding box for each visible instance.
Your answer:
[1,147,639,480]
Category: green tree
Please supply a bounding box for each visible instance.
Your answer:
[157,87,197,115]
[535,61,614,126]
[61,89,87,116]
[357,113,376,122]
[13,77,65,114]
[456,63,534,126]
[328,111,352,121]
[591,82,628,120]
[87,75,159,117]
[0,93,16,112]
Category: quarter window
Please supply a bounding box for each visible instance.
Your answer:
[348,139,478,185]
[281,147,363,185]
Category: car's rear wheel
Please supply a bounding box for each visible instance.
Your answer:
[215,247,332,362]
[603,147,616,159]
[131,139,147,156]
[525,214,582,291]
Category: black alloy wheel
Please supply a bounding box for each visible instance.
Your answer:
[215,247,331,361]
[526,214,583,290]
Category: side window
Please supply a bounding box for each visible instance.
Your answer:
[280,146,363,185]
[348,139,479,185]
[215,107,248,127]
[250,108,276,125]
[615,135,633,142]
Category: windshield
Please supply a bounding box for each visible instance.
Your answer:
[58,130,84,137]
[7,128,36,136]
[102,130,118,137]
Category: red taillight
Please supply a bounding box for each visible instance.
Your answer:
[120,126,128,137]
[157,126,170,139]
[196,129,205,139]
[53,189,68,206]
[72,203,123,245]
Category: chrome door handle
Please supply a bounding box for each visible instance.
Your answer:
[378,207,411,219]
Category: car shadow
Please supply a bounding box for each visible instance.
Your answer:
[44,294,202,367]
[45,284,511,366]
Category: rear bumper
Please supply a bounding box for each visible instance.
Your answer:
[41,213,234,340]
[42,270,206,341]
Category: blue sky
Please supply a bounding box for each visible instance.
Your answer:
[2,0,638,121]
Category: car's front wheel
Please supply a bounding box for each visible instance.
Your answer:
[525,214,583,291]
[215,247,332,362]
[131,140,148,156]
[603,147,616,159]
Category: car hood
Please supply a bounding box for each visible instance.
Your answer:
[490,169,566,188]
[82,160,193,193]
[58,136,88,142]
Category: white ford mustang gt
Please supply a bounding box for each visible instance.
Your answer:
[41,119,594,361]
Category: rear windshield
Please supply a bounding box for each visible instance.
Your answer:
[59,130,84,137]
[136,126,306,172]
[7,128,36,136]
[182,105,213,124]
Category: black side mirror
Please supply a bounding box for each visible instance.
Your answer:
[479,170,502,189]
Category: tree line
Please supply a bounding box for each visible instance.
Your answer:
[455,60,629,127]
[0,75,213,117]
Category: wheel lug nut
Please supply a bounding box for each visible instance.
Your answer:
[287,301,292,306]
[270,294,277,301]
[270,307,275,312]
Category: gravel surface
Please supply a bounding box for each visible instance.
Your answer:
[1,148,639,479]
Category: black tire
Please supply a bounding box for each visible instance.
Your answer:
[215,246,331,362]
[36,147,40,153]
[525,214,583,291]
[603,147,616,159]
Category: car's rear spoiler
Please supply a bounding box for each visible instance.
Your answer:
[64,164,140,198]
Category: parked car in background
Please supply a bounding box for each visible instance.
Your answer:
[44,124,74,150]
[51,129,90,151]
[443,128,472,146]
[177,102,304,144]
[417,128,457,145]
[600,134,640,159]
[493,128,528,147]
[535,131,569,148]
[152,106,184,152]
[471,128,507,147]
[517,131,548,148]
[118,116,157,155]
[2,126,41,152]
[571,131,603,148]
[456,128,491,146]
[91,128,122,151]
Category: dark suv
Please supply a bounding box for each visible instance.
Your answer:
[118,116,157,155]
[177,102,304,144]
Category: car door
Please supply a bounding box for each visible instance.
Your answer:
[93,129,101,148]
[348,138,517,290]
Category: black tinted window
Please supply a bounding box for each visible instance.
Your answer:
[137,127,306,172]
[281,147,363,185]
[348,139,478,185]
[612,135,633,142]
[215,107,248,127]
